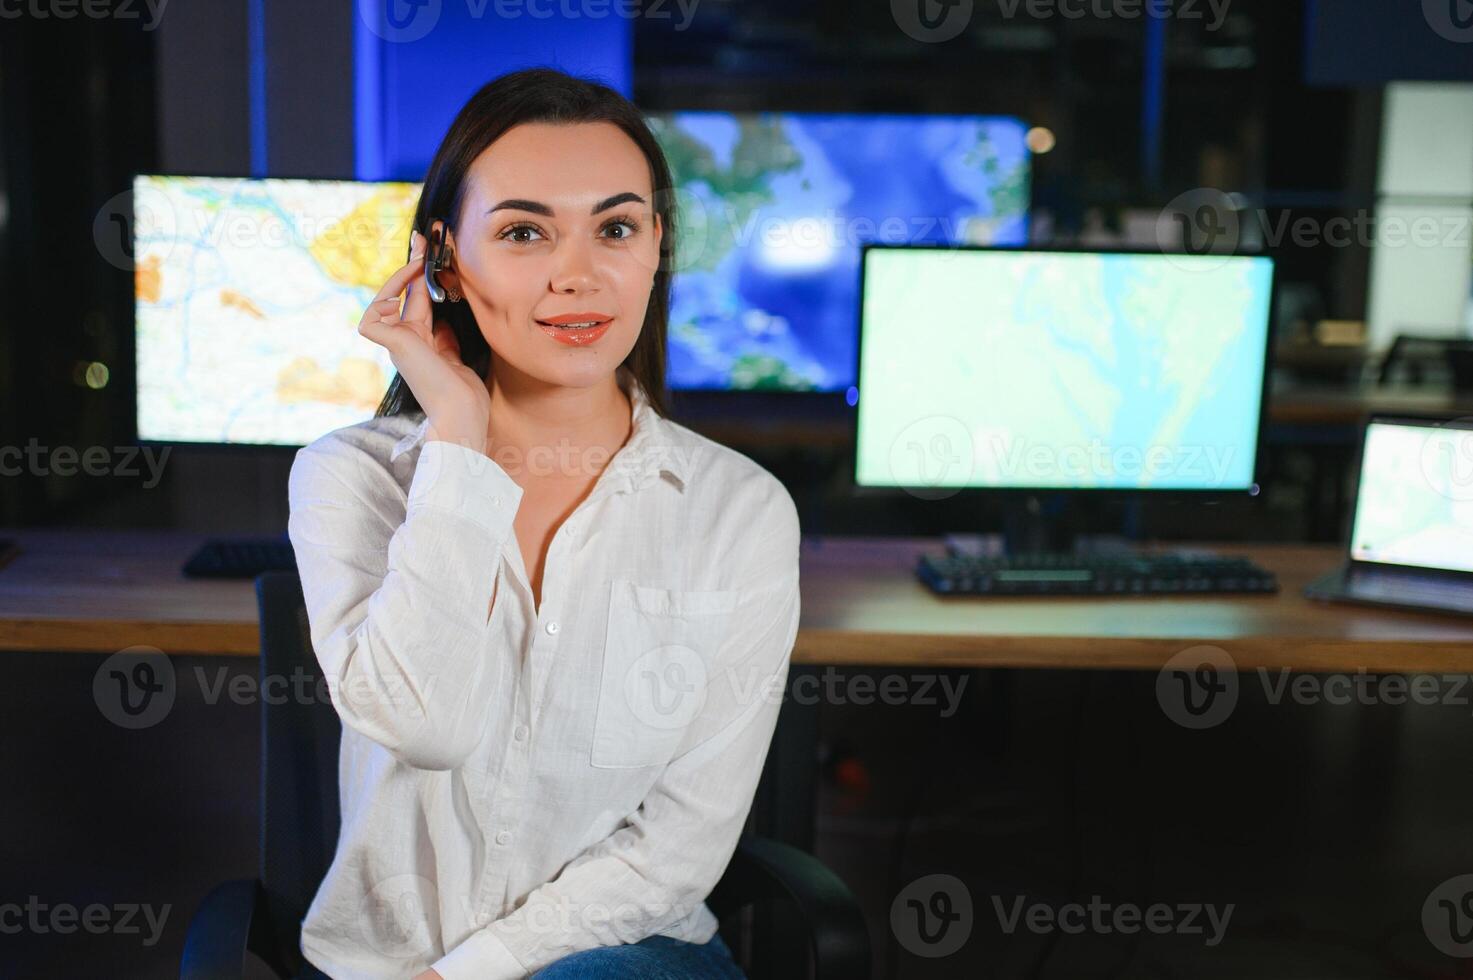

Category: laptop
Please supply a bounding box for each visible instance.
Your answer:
[1305,415,1473,617]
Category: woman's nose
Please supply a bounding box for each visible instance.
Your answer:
[549,240,598,294]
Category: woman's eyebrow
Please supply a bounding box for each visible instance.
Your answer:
[590,192,646,213]
[485,192,646,217]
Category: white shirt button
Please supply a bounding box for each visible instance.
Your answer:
[492,496,502,508]
[513,725,528,741]
[496,831,512,845]
[545,621,560,635]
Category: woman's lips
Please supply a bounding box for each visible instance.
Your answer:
[536,318,613,347]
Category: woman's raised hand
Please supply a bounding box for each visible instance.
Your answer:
[358,230,491,454]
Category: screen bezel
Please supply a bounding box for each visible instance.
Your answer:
[1345,413,1473,580]
[849,242,1278,500]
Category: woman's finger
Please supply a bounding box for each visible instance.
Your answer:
[366,297,402,318]
[358,314,397,349]
[357,298,405,345]
[368,253,425,306]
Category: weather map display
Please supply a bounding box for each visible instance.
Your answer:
[646,112,1031,391]
[855,248,1275,492]
[133,175,419,446]
[1351,421,1473,574]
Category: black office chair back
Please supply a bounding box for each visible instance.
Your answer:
[255,570,342,975]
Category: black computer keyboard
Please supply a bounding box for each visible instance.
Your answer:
[917,551,1278,596]
[182,537,297,579]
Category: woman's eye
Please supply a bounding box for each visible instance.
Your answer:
[602,219,638,240]
[500,224,544,243]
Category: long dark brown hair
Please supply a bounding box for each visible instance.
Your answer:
[373,67,676,421]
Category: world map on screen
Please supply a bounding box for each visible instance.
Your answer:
[649,112,1031,391]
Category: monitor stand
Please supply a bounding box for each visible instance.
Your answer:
[944,495,1143,557]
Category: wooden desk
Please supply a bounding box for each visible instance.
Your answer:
[0,530,261,655]
[798,538,1473,672]
[2,530,1471,671]
[1266,385,1473,427]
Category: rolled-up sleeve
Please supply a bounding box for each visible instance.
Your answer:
[431,492,802,980]
[287,436,525,772]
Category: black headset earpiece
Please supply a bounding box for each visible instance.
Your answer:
[422,222,451,303]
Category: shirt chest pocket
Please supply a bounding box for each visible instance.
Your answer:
[590,579,740,769]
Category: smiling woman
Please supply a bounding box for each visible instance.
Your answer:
[286,67,801,980]
[372,72,677,424]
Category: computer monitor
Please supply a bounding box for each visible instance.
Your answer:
[646,111,1031,392]
[853,246,1275,494]
[133,174,419,447]
[1350,417,1473,575]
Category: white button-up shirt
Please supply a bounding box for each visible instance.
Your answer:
[286,373,801,979]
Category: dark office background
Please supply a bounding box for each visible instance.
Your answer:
[0,0,1416,538]
[3,1,1473,978]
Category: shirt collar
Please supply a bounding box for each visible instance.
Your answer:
[388,372,692,492]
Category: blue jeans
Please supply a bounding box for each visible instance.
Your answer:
[530,934,745,978]
[295,933,744,978]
